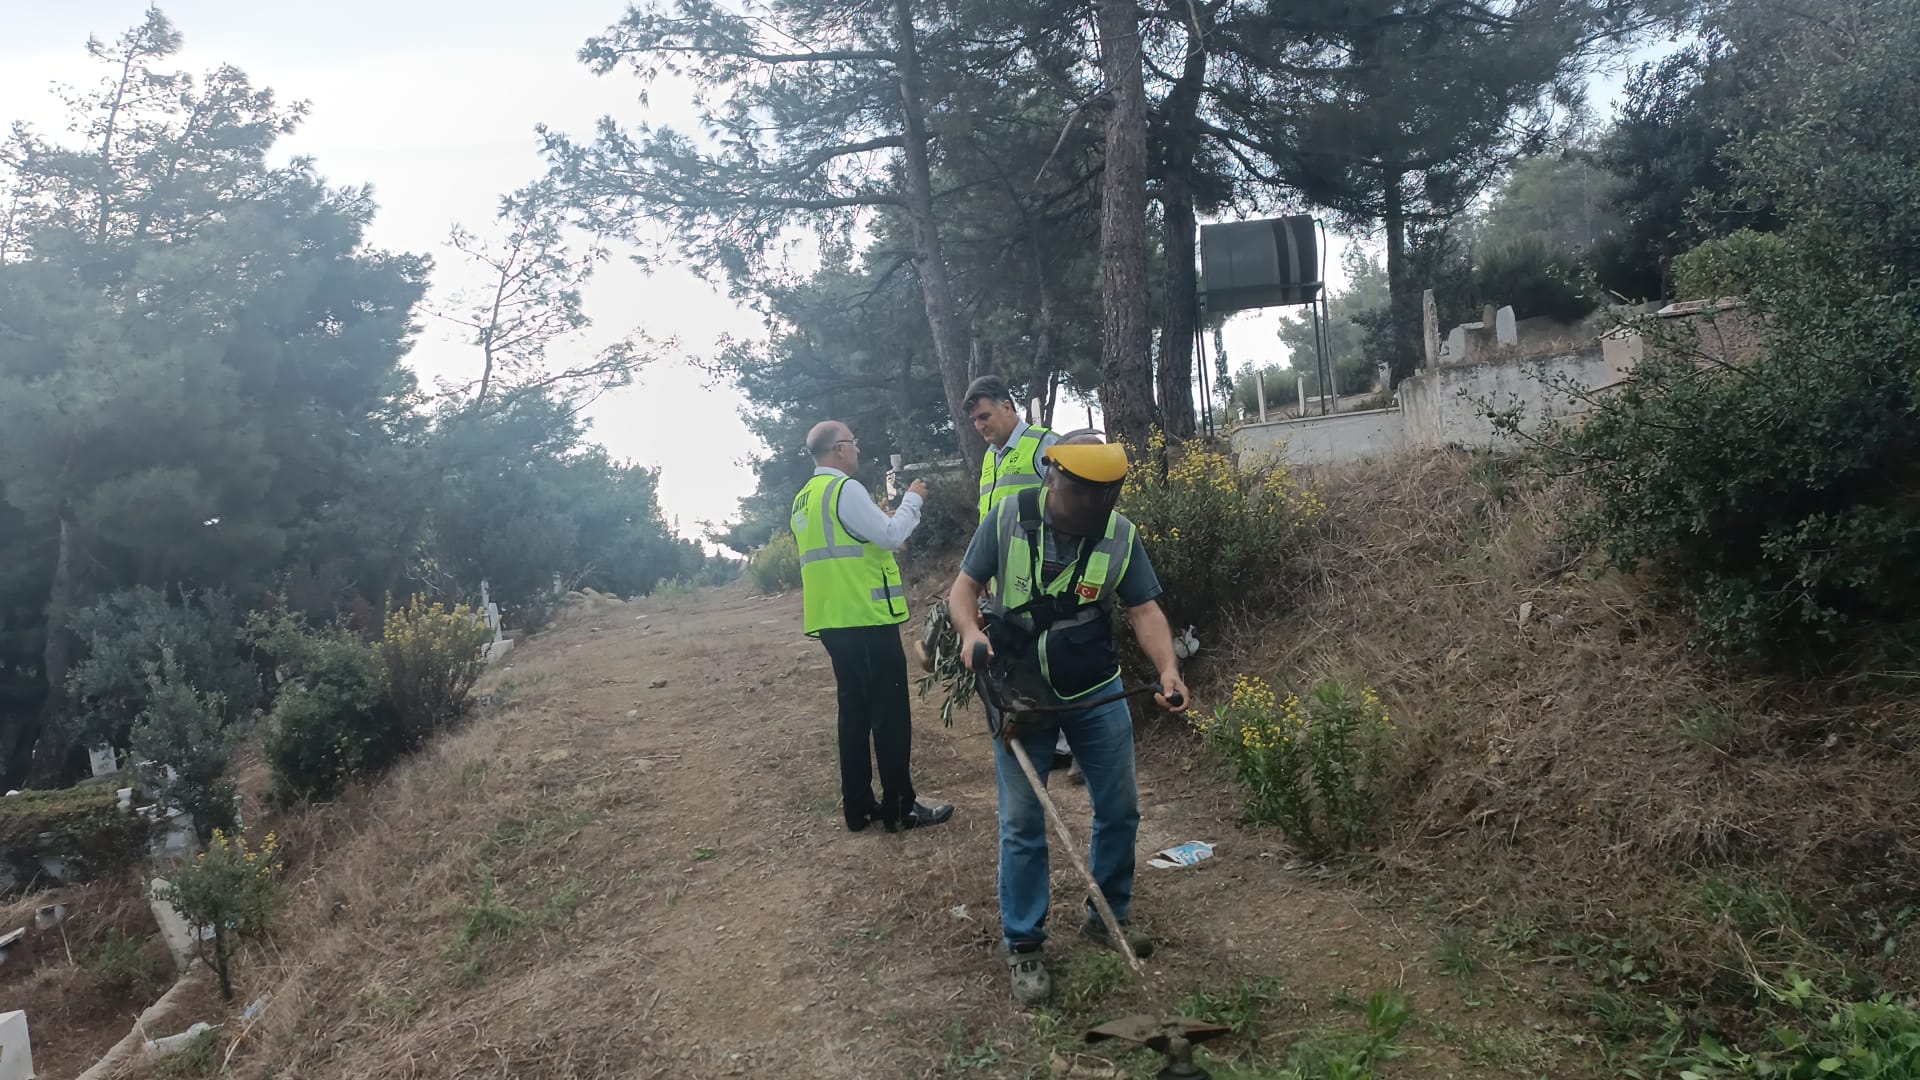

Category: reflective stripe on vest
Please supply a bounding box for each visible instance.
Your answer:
[989,494,1135,700]
[791,475,909,636]
[977,426,1051,519]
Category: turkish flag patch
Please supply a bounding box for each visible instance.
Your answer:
[1076,582,1101,601]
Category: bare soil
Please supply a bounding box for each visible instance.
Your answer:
[0,873,172,1079]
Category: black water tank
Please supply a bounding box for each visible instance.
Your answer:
[1199,217,1322,314]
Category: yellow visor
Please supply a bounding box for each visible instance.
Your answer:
[1044,442,1129,484]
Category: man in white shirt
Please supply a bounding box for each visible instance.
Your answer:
[792,420,954,832]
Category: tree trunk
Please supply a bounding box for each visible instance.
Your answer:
[1211,324,1231,418]
[213,923,233,1001]
[93,45,140,244]
[1157,186,1199,439]
[1383,172,1419,386]
[476,342,496,407]
[892,0,987,468]
[1154,10,1208,441]
[1026,238,1057,426]
[1095,0,1159,451]
[28,515,75,787]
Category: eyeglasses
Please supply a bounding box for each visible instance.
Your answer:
[834,439,858,449]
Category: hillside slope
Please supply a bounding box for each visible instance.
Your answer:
[109,581,1596,1079]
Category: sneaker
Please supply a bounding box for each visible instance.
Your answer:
[884,801,954,832]
[1007,947,1052,1006]
[1081,910,1154,959]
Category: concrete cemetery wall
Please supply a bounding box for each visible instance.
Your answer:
[1232,407,1407,466]
[1397,345,1619,450]
[1229,343,1625,465]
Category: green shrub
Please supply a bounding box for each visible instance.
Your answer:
[130,652,239,841]
[1671,229,1793,301]
[1119,432,1323,631]
[747,532,802,594]
[160,827,284,1001]
[262,689,403,803]
[80,929,166,998]
[1671,973,1920,1078]
[1472,236,1598,324]
[1560,290,1920,660]
[900,469,981,568]
[66,586,259,748]
[249,607,402,802]
[377,596,490,748]
[1195,675,1394,853]
[0,784,153,881]
[1544,0,1920,662]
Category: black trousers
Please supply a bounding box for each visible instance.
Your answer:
[819,624,916,826]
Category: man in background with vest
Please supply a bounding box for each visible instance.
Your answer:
[962,375,1078,781]
[946,431,1190,1006]
[793,420,955,834]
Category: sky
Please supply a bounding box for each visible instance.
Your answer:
[1,0,766,539]
[0,2,1667,539]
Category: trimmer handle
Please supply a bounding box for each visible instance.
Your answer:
[971,641,1184,712]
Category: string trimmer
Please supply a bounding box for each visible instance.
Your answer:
[969,643,1232,1080]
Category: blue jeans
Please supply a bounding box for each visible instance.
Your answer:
[994,685,1139,950]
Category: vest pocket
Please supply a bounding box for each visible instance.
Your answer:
[1041,615,1120,700]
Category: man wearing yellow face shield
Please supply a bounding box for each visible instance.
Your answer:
[946,431,1191,1007]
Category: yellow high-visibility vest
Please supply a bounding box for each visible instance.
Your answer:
[791,474,907,636]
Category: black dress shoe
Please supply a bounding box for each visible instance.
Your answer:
[885,801,954,832]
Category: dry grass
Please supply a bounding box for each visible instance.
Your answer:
[0,871,172,1078]
[1194,448,1920,1008]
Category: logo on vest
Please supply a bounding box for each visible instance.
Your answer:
[1076,582,1100,601]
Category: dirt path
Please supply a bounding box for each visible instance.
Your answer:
[232,583,1605,1079]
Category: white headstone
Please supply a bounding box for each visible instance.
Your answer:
[148,878,199,974]
[146,1022,218,1059]
[89,744,118,777]
[0,1009,33,1080]
[1495,305,1518,345]
[1442,326,1467,363]
[1421,289,1439,368]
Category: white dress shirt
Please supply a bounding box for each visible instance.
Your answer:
[813,467,923,551]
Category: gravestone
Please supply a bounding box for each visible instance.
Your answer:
[1421,289,1439,368]
[0,1010,32,1080]
[89,744,118,777]
[1495,305,1518,346]
[147,878,198,973]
